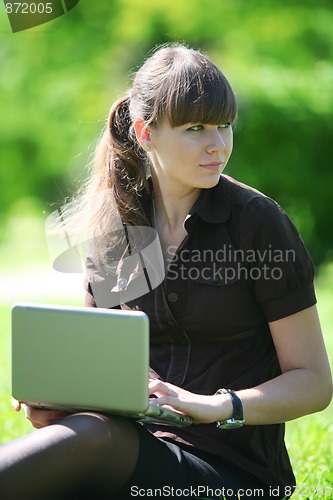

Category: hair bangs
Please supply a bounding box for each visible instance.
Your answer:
[162,62,237,127]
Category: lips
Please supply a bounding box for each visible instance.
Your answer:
[199,162,223,171]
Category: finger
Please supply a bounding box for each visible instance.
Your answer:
[31,418,62,429]
[150,395,190,417]
[149,379,175,397]
[31,422,44,429]
[24,406,68,427]
[11,397,21,412]
[25,406,66,421]
[148,378,163,392]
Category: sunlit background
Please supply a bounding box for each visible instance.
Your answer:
[0,1,332,494]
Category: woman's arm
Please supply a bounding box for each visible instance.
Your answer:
[150,305,332,425]
[239,304,332,424]
[12,398,69,428]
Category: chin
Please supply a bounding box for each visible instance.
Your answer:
[197,174,222,189]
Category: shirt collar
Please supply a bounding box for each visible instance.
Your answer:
[186,175,232,225]
[144,174,232,229]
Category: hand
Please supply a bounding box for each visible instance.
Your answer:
[11,397,69,429]
[11,397,21,412]
[148,379,232,425]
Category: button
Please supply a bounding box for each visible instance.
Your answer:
[167,292,179,303]
[209,275,220,284]
[117,278,128,291]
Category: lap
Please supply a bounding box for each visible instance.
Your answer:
[115,423,268,500]
[51,414,269,499]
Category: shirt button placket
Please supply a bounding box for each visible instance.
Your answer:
[167,292,178,303]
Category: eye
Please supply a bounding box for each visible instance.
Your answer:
[218,123,231,129]
[186,123,232,132]
[187,124,204,132]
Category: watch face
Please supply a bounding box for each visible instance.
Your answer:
[217,419,245,429]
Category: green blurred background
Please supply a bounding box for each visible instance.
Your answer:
[1,0,333,267]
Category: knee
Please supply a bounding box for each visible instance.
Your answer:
[57,412,139,472]
[63,413,114,456]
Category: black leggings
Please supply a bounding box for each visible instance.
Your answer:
[0,413,271,500]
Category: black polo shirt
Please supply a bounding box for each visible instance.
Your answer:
[85,175,316,490]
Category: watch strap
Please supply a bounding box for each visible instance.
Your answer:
[215,388,245,429]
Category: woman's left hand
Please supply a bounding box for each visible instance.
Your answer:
[148,379,231,425]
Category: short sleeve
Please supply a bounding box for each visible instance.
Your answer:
[240,196,316,322]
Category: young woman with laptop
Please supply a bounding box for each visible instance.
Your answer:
[2,44,332,499]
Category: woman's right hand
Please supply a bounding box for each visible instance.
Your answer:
[11,397,69,429]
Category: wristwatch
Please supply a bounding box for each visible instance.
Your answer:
[215,388,245,429]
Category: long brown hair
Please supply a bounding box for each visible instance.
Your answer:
[55,44,237,243]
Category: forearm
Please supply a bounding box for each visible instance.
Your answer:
[232,368,332,426]
[149,364,332,426]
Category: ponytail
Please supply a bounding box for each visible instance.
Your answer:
[51,96,151,254]
[107,96,151,226]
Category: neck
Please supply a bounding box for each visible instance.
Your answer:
[151,175,201,232]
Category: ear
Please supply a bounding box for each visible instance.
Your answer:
[133,118,154,151]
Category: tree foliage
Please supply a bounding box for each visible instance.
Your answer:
[0,0,332,263]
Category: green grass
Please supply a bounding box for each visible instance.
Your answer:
[284,279,333,500]
[0,215,332,499]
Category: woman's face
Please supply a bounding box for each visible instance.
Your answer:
[148,118,233,192]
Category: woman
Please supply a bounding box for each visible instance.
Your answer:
[2,44,332,500]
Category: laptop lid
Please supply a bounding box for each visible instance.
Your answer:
[11,303,150,414]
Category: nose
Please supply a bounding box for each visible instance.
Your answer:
[206,129,227,154]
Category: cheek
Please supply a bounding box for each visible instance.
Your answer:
[225,132,233,156]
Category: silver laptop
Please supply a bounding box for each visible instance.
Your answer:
[11,303,192,427]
